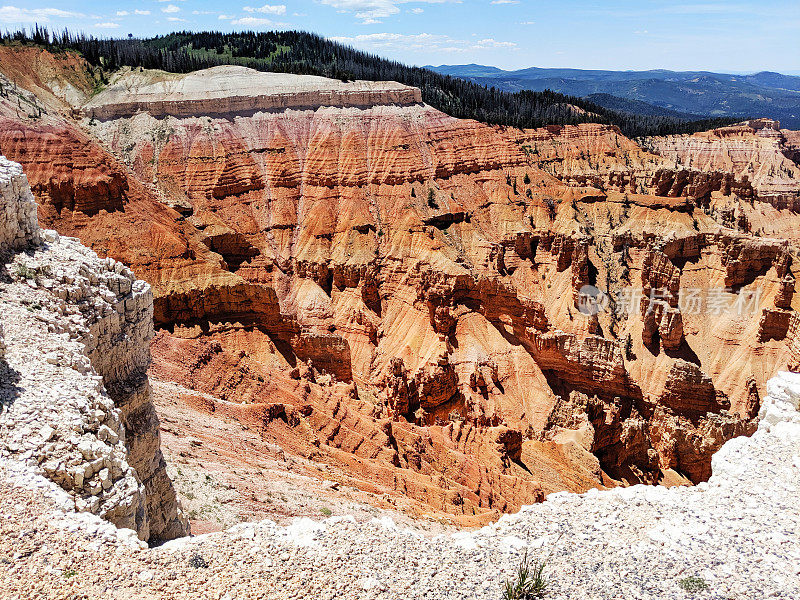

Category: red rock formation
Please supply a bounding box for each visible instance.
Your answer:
[758,308,793,342]
[639,249,684,349]
[0,121,127,215]
[717,234,788,288]
[511,123,755,202]
[2,53,798,520]
[643,121,800,211]
[149,329,547,519]
[658,359,721,417]
[648,407,755,483]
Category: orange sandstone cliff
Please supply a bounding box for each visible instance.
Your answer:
[2,48,799,524]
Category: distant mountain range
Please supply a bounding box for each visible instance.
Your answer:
[427,65,800,128]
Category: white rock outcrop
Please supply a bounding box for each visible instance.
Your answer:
[0,156,186,542]
[757,369,800,431]
[82,65,423,119]
[0,156,40,252]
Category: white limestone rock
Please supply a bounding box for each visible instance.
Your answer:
[0,155,186,542]
[0,156,41,253]
[83,65,423,119]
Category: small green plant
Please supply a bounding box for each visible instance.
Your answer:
[503,550,548,599]
[63,569,77,578]
[188,553,209,569]
[427,188,438,209]
[678,576,708,594]
[320,507,332,517]
[15,263,36,279]
[14,263,51,280]
[624,334,634,360]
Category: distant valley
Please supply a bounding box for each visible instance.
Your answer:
[428,64,800,128]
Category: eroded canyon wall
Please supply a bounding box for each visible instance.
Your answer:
[642,120,800,217]
[2,51,799,521]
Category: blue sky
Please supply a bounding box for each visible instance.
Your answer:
[1,1,799,72]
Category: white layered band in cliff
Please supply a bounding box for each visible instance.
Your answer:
[82,66,423,119]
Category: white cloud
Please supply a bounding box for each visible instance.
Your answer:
[243,4,286,15]
[410,7,424,13]
[135,9,151,15]
[167,16,186,21]
[519,20,534,24]
[321,0,400,22]
[95,21,120,28]
[474,38,516,48]
[219,14,234,19]
[330,32,516,53]
[161,4,180,13]
[0,5,85,22]
[320,0,458,24]
[230,15,291,26]
[116,10,129,16]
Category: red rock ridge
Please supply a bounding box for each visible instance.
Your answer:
[2,53,799,522]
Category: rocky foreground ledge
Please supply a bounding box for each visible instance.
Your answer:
[0,156,186,542]
[1,367,798,599]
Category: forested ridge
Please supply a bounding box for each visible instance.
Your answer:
[2,27,739,137]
